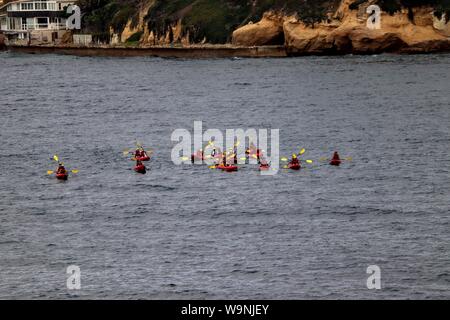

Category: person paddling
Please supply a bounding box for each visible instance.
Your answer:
[56,163,67,175]
[135,148,143,159]
[290,154,300,165]
[288,154,301,170]
[330,151,341,166]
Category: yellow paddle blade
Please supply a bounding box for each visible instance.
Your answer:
[209,165,217,169]
[292,154,297,159]
[252,154,257,159]
[181,156,190,161]
[47,170,54,175]
[281,157,288,162]
[53,155,59,162]
[345,157,353,161]
[299,148,306,155]
[240,157,247,161]
[306,160,313,164]
[71,170,79,174]
[235,141,240,147]
[319,157,328,162]
[283,165,289,169]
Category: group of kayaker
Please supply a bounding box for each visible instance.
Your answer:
[189,141,344,173]
[48,145,345,181]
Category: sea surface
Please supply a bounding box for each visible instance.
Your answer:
[0,52,449,299]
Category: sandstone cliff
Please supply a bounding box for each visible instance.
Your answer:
[232,12,285,46]
[79,0,450,54]
[233,0,450,55]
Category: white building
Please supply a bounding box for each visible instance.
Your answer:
[0,0,75,42]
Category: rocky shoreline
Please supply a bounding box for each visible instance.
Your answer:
[3,1,450,58]
[5,44,288,58]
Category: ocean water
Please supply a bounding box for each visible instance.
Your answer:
[0,52,449,299]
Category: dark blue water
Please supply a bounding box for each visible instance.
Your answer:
[0,52,449,299]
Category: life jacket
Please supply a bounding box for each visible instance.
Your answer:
[329,152,341,166]
[332,152,340,161]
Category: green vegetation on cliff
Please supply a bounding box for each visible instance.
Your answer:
[78,0,337,43]
[78,0,141,40]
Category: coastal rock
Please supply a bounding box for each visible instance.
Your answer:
[284,2,450,55]
[119,1,155,43]
[232,0,450,55]
[232,12,285,46]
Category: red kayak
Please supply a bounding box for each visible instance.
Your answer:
[288,163,301,170]
[134,164,146,174]
[56,172,68,180]
[217,164,238,172]
[329,160,341,166]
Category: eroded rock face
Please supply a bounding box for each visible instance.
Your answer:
[285,2,450,55]
[233,0,450,55]
[232,12,285,46]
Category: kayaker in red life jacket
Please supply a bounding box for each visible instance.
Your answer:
[290,154,300,165]
[56,163,67,174]
[134,148,143,158]
[330,151,342,166]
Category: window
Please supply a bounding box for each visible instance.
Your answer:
[21,3,34,10]
[36,2,48,10]
[37,17,48,29]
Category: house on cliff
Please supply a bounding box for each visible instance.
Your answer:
[0,0,75,43]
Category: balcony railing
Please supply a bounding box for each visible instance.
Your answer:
[20,22,66,30]
[7,1,59,12]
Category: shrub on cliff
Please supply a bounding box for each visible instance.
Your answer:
[145,0,252,43]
